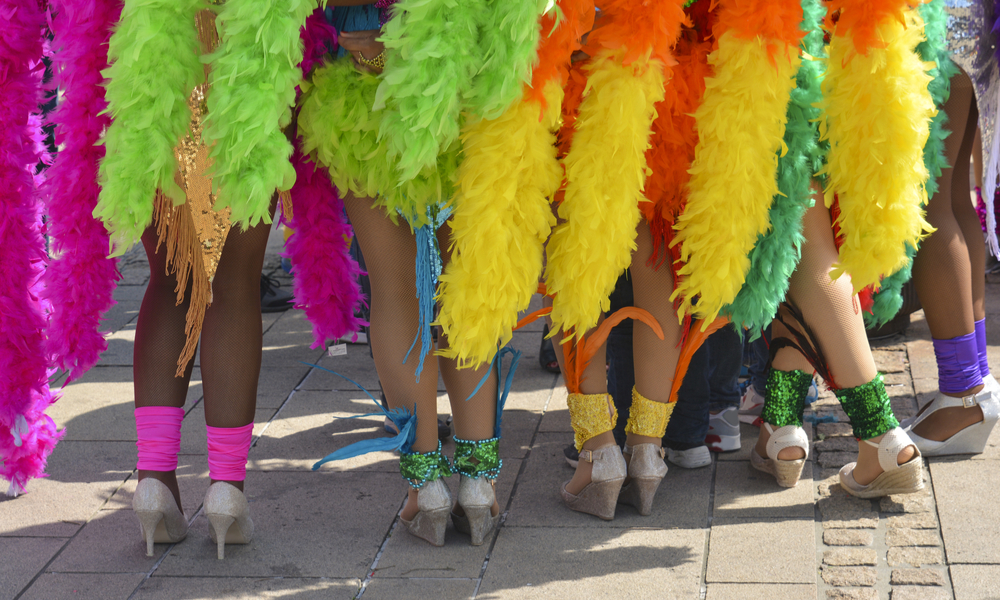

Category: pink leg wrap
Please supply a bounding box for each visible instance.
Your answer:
[206,423,253,482]
[135,406,185,472]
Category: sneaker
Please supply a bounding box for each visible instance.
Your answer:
[738,386,765,426]
[563,444,579,469]
[665,445,712,469]
[705,407,741,452]
[260,274,294,313]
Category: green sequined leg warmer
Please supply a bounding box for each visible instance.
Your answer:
[452,437,501,480]
[835,373,899,440]
[760,369,812,428]
[399,441,453,489]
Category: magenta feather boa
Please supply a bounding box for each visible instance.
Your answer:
[43,0,122,382]
[286,149,367,348]
[284,13,365,348]
[0,0,63,496]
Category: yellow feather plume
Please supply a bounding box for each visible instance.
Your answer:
[671,31,800,325]
[820,8,935,292]
[437,81,564,368]
[546,50,666,337]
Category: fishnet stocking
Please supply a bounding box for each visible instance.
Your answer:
[913,70,985,339]
[773,197,877,389]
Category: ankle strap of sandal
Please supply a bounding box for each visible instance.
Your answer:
[400,441,453,489]
[452,437,501,479]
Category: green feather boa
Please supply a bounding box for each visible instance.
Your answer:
[203,0,313,229]
[720,0,825,334]
[865,0,955,327]
[95,0,204,256]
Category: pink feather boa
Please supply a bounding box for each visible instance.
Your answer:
[42,0,122,382]
[286,149,367,348]
[300,8,338,78]
[0,0,63,496]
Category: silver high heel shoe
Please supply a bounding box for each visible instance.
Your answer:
[561,444,627,521]
[204,481,254,559]
[618,443,667,516]
[902,386,999,456]
[133,478,188,557]
[400,478,452,547]
[451,476,500,546]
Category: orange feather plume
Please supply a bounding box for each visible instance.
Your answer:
[825,0,924,55]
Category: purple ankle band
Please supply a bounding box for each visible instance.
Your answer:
[933,332,983,394]
[975,319,990,377]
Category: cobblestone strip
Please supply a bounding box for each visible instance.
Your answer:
[813,337,955,600]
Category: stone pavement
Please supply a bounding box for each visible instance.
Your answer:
[3,228,1000,600]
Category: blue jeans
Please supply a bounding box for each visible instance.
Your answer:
[746,326,771,396]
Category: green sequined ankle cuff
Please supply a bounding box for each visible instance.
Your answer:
[452,437,501,480]
[761,369,812,428]
[399,441,453,489]
[835,373,899,440]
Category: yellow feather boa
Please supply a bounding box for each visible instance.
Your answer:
[546,50,666,337]
[437,81,564,368]
[671,32,800,324]
[820,8,935,291]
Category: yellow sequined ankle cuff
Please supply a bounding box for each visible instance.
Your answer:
[567,393,617,451]
[625,387,673,439]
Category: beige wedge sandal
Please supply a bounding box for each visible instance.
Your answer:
[751,423,809,487]
[839,428,923,498]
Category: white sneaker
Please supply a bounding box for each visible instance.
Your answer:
[706,407,741,452]
[666,445,712,469]
[739,386,765,426]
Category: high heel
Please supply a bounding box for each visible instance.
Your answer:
[451,476,500,546]
[204,481,254,560]
[840,428,924,498]
[618,443,667,516]
[751,424,809,487]
[133,478,188,557]
[400,478,451,546]
[561,444,627,520]
[902,387,999,456]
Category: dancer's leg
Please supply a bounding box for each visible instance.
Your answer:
[343,192,440,519]
[626,220,683,449]
[761,199,915,485]
[911,70,987,440]
[134,227,197,510]
[200,200,276,491]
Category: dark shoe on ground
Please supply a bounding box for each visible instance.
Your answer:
[539,324,561,374]
[260,274,294,313]
[563,444,579,468]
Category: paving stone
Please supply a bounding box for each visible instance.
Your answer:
[155,471,400,577]
[880,494,933,513]
[821,567,877,587]
[886,528,940,547]
[887,513,939,530]
[135,576,359,599]
[823,548,878,566]
[47,507,182,572]
[705,584,817,600]
[363,578,475,600]
[0,537,66,599]
[950,564,1000,600]
[826,589,879,600]
[890,396,918,421]
[505,433,710,529]
[815,437,859,453]
[707,519,815,584]
[929,458,1000,563]
[884,373,914,397]
[255,364,313,408]
[887,547,943,567]
[890,586,951,600]
[478,527,704,599]
[823,516,879,530]
[372,460,520,578]
[19,573,146,600]
[873,350,906,373]
[818,496,877,521]
[818,423,856,438]
[890,569,945,586]
[823,530,874,546]
[819,452,858,469]
[712,461,814,519]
